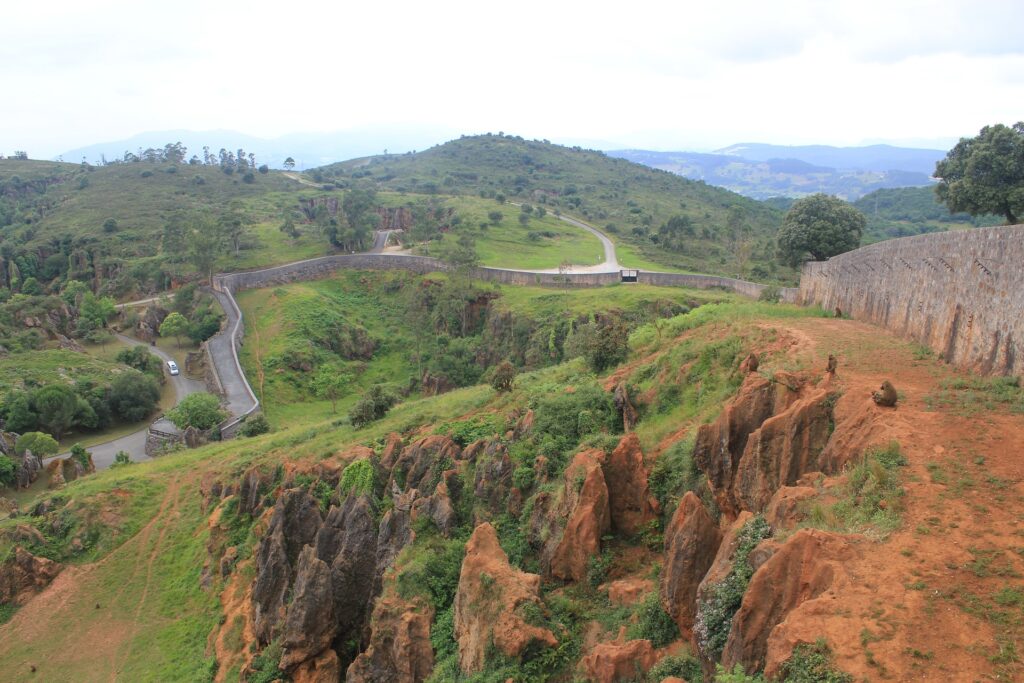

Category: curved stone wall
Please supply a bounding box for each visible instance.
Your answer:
[799,225,1023,377]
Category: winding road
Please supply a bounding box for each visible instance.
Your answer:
[46,335,205,470]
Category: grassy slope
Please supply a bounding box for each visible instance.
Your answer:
[236,271,731,424]
[3,298,1024,680]
[314,134,792,281]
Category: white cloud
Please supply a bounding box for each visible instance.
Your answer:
[1,0,1021,157]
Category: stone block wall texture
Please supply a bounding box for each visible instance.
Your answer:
[799,225,1023,377]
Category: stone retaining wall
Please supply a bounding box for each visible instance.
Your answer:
[798,224,1023,377]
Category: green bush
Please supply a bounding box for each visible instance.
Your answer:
[166,392,226,430]
[69,443,91,469]
[531,381,618,460]
[248,639,286,683]
[0,454,17,487]
[238,413,270,437]
[647,653,702,682]
[14,431,59,457]
[629,593,679,648]
[648,435,701,516]
[780,639,853,683]
[348,384,397,428]
[512,465,535,491]
[695,516,771,659]
[111,451,132,468]
[338,458,375,498]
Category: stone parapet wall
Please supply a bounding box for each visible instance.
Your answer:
[799,225,1023,377]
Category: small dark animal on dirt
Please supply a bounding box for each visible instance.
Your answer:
[872,380,898,407]
[826,354,838,373]
[739,352,759,373]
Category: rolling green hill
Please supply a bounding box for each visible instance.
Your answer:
[853,186,1000,242]
[313,134,792,282]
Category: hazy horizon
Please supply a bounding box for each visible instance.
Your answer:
[3,0,1021,159]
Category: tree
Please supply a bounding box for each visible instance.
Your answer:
[14,431,59,458]
[103,218,118,233]
[488,210,503,225]
[935,122,1024,224]
[32,384,93,440]
[348,385,396,428]
[491,360,516,392]
[78,292,116,329]
[159,312,190,347]
[565,316,630,372]
[283,157,295,171]
[219,202,250,257]
[311,366,351,413]
[777,194,865,266]
[109,371,160,421]
[166,392,226,430]
[186,216,225,283]
[1,391,38,433]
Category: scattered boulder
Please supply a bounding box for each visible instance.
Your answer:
[346,596,435,683]
[720,529,853,675]
[603,433,659,536]
[579,628,657,683]
[549,449,611,583]
[454,523,557,673]
[660,492,722,637]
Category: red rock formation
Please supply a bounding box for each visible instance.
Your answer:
[346,596,434,683]
[604,577,654,606]
[549,449,611,582]
[603,434,659,536]
[454,523,557,673]
[613,381,639,432]
[731,388,835,513]
[764,486,817,530]
[0,546,62,605]
[660,492,722,637]
[380,433,404,470]
[721,529,853,675]
[292,649,341,683]
[389,435,462,492]
[579,628,657,683]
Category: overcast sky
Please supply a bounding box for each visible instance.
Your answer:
[3,0,1022,158]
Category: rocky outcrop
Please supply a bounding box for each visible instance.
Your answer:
[454,523,557,673]
[412,473,459,537]
[280,546,336,669]
[136,305,169,342]
[251,490,323,643]
[292,649,341,683]
[764,486,817,530]
[472,439,514,514]
[346,596,435,683]
[613,381,639,432]
[549,449,611,583]
[380,433,404,471]
[0,546,62,605]
[603,434,659,536]
[579,628,657,683]
[694,372,835,517]
[604,577,654,606]
[238,465,272,516]
[731,388,835,513]
[389,435,461,492]
[12,450,43,489]
[720,529,853,675]
[661,492,721,637]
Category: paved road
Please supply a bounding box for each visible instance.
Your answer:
[506,204,620,273]
[207,288,260,419]
[45,335,205,470]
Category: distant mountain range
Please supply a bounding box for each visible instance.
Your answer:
[608,143,947,201]
[58,126,461,171]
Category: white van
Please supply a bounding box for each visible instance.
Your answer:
[167,360,180,376]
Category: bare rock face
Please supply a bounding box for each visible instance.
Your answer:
[280,546,336,669]
[380,433,405,471]
[346,596,435,683]
[604,577,654,606]
[389,435,462,492]
[291,649,341,683]
[693,374,792,517]
[613,381,639,432]
[764,486,817,530]
[603,434,659,536]
[238,466,272,516]
[721,529,853,675]
[412,474,459,537]
[579,628,657,683]
[251,489,324,644]
[12,450,43,490]
[549,449,611,583]
[0,546,62,605]
[660,492,722,637]
[731,388,835,513]
[454,523,558,673]
[472,440,514,514]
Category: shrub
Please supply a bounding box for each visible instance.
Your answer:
[166,392,226,430]
[338,458,375,498]
[348,385,397,428]
[630,593,679,648]
[647,654,703,682]
[0,455,16,487]
[648,436,701,516]
[14,431,59,457]
[780,639,853,683]
[111,451,132,468]
[491,360,516,392]
[512,465,534,491]
[586,549,612,587]
[109,370,160,422]
[758,285,781,303]
[531,381,618,459]
[238,413,270,437]
[564,316,630,372]
[69,443,91,469]
[695,516,771,659]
